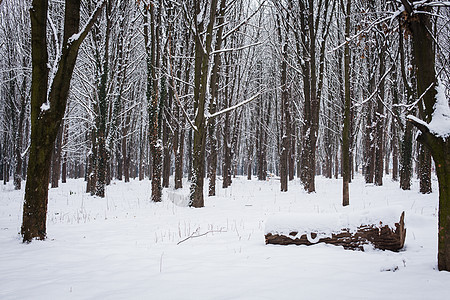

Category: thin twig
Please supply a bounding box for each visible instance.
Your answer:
[177,228,226,245]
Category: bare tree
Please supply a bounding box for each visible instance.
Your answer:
[21,0,106,242]
[400,0,450,271]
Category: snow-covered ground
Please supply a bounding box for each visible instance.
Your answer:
[1,175,449,299]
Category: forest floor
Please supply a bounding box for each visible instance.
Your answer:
[1,174,449,299]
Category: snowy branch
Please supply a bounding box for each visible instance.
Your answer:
[67,0,107,48]
[206,88,276,120]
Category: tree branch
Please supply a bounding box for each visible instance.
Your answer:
[67,0,107,50]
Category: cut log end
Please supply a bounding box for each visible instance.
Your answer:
[265,211,406,252]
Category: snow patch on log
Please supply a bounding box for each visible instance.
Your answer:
[265,206,404,237]
[428,82,450,140]
[407,82,450,140]
[265,206,406,251]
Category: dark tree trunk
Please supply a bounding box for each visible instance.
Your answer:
[374,44,386,186]
[0,142,3,182]
[299,0,318,193]
[256,81,268,181]
[207,0,226,196]
[190,0,218,207]
[94,1,112,198]
[399,19,415,190]
[86,130,96,194]
[298,0,332,193]
[61,152,67,184]
[391,68,400,182]
[419,145,432,194]
[162,76,170,189]
[277,13,290,192]
[22,0,105,242]
[223,111,232,189]
[138,122,144,181]
[51,123,63,188]
[280,136,288,192]
[187,129,192,181]
[172,34,191,190]
[392,136,399,181]
[174,125,184,189]
[400,121,414,190]
[400,0,449,271]
[14,77,27,190]
[342,0,351,206]
[144,4,162,202]
[122,133,129,183]
[61,125,68,184]
[364,50,375,184]
[117,143,123,181]
[289,128,295,181]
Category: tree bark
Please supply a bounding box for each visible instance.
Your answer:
[190,0,218,207]
[51,122,63,188]
[61,125,68,184]
[207,0,226,196]
[342,0,351,206]
[400,0,449,271]
[374,43,386,186]
[419,145,432,194]
[399,17,416,191]
[22,0,106,242]
[266,212,406,252]
[277,13,290,192]
[162,75,171,189]
[144,4,162,202]
[94,1,112,198]
[13,76,27,190]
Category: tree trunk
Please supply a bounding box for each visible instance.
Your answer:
[190,0,218,207]
[419,145,432,194]
[277,13,290,192]
[0,143,3,183]
[298,0,331,193]
[94,1,112,198]
[266,212,406,252]
[61,152,67,184]
[187,129,193,181]
[342,0,351,206]
[174,125,184,189]
[51,123,63,188]
[86,130,96,194]
[223,111,232,188]
[61,125,68,184]
[399,18,415,190]
[138,122,144,181]
[374,44,386,186]
[22,0,105,242]
[162,69,171,189]
[400,0,449,271]
[391,69,400,182]
[144,5,162,202]
[207,0,226,196]
[13,78,27,190]
[162,91,171,189]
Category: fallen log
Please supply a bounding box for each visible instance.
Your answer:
[265,208,406,252]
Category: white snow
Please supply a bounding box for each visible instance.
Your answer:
[1,175,450,299]
[428,82,450,139]
[40,101,50,112]
[407,83,450,140]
